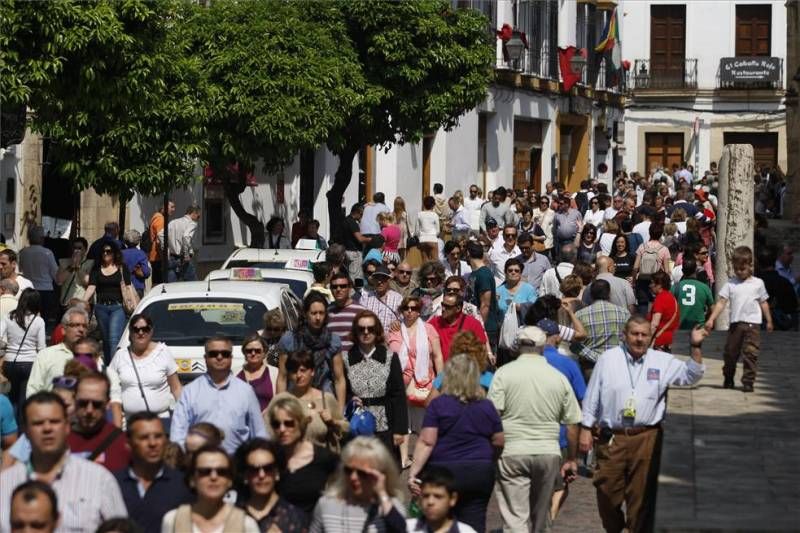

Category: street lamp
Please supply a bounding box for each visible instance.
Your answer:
[506,29,527,68]
[635,62,650,89]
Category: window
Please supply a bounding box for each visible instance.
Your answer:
[736,5,771,56]
[576,2,598,85]
[650,5,686,85]
[646,133,684,173]
[203,182,226,245]
[518,0,558,79]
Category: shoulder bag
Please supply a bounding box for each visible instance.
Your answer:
[119,267,139,315]
[10,316,35,364]
[128,348,152,413]
[88,426,123,461]
[406,215,420,248]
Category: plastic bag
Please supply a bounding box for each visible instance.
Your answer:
[499,300,519,349]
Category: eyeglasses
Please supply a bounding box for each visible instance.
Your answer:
[195,467,232,479]
[206,350,233,359]
[52,376,78,390]
[506,268,522,274]
[331,283,350,290]
[424,277,439,284]
[76,399,105,410]
[66,322,88,329]
[445,287,461,294]
[357,325,378,335]
[131,325,152,334]
[504,233,517,239]
[270,419,297,430]
[402,306,420,312]
[344,465,373,480]
[246,462,277,477]
[244,347,264,354]
[397,269,412,275]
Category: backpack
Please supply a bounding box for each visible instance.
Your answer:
[639,243,663,279]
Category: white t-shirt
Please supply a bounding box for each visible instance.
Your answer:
[464,198,484,230]
[584,209,605,230]
[13,276,34,299]
[0,315,46,364]
[632,220,651,244]
[719,276,769,324]
[108,342,178,415]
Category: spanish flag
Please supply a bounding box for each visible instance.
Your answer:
[595,8,622,85]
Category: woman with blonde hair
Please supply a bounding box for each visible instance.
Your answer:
[408,354,503,532]
[310,436,406,532]
[378,211,401,265]
[393,197,411,260]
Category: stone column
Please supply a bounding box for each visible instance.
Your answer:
[713,144,754,330]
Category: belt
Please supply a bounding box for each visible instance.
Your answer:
[170,254,183,259]
[609,424,661,437]
[360,397,384,407]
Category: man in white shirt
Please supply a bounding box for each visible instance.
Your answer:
[360,192,390,236]
[167,205,200,282]
[604,196,624,221]
[0,249,33,298]
[26,307,89,396]
[632,207,655,245]
[463,184,484,236]
[448,197,471,240]
[489,225,521,284]
[540,244,576,297]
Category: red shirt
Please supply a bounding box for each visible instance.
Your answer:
[68,422,130,472]
[649,291,680,347]
[427,313,488,361]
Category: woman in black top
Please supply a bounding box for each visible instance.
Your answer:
[83,242,134,364]
[343,310,408,463]
[611,234,636,282]
[267,393,339,519]
[575,224,602,264]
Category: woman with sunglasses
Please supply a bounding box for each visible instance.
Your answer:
[430,276,484,325]
[583,197,605,229]
[310,436,406,533]
[162,444,259,532]
[235,438,306,533]
[237,334,278,413]
[267,393,339,518]
[107,314,182,430]
[442,241,472,281]
[285,351,348,451]
[531,196,555,258]
[0,288,46,417]
[83,242,135,365]
[344,310,408,462]
[276,292,346,412]
[411,261,445,320]
[574,224,602,264]
[387,296,444,468]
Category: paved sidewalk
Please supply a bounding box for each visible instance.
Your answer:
[656,331,800,531]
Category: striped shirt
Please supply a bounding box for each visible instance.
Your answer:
[574,300,631,362]
[327,302,366,354]
[359,290,402,335]
[309,495,406,533]
[0,453,128,533]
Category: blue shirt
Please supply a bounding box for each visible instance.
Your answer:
[0,395,17,438]
[543,345,586,448]
[496,282,538,316]
[581,345,705,429]
[433,370,494,391]
[121,248,151,291]
[114,465,192,533]
[170,373,267,454]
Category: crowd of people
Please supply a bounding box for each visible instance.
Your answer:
[0,161,797,533]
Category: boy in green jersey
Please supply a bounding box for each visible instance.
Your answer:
[673,259,714,329]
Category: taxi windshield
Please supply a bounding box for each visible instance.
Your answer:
[226,260,284,269]
[141,298,267,344]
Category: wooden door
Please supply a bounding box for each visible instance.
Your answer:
[736,5,771,56]
[650,5,686,87]
[723,132,777,171]
[646,132,684,172]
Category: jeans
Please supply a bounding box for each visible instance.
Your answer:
[94,303,127,365]
[168,258,197,282]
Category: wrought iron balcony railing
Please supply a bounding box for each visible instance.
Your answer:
[629,58,698,91]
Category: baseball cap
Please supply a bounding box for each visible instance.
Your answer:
[516,326,547,349]
[536,319,560,337]
[369,265,392,279]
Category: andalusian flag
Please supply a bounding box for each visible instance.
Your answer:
[595,8,622,85]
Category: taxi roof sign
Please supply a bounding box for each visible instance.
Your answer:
[286,258,314,271]
[228,267,263,281]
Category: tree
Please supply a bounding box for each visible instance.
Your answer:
[189,0,363,247]
[1,0,208,200]
[325,0,495,242]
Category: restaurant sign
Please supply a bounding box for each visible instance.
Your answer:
[720,57,781,83]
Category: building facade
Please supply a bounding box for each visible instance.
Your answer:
[620,0,787,177]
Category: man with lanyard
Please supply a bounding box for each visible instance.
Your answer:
[359,265,403,337]
[167,205,201,282]
[114,412,192,532]
[579,316,708,532]
[55,237,93,313]
[0,392,128,533]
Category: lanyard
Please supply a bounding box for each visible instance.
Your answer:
[622,344,646,392]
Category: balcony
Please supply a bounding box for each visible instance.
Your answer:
[629,59,698,91]
[717,57,783,90]
[595,61,625,94]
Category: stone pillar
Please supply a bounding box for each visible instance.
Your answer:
[713,144,755,330]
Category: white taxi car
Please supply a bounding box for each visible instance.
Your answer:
[116,280,302,382]
[221,246,325,270]
[206,263,315,299]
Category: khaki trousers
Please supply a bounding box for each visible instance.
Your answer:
[723,322,761,385]
[495,454,561,532]
[593,427,662,533]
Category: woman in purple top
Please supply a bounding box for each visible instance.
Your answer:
[237,334,278,412]
[408,354,504,533]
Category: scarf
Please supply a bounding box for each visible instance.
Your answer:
[296,326,333,389]
[399,319,430,384]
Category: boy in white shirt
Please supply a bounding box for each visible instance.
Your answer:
[705,246,773,392]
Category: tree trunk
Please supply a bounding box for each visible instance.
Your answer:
[327,145,359,244]
[223,170,265,248]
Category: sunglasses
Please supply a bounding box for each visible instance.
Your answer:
[357,325,378,335]
[244,347,264,354]
[425,277,440,284]
[246,462,277,477]
[270,419,297,430]
[52,376,78,390]
[344,465,374,480]
[102,249,114,255]
[76,398,105,410]
[402,306,420,312]
[445,287,461,294]
[206,350,233,359]
[506,268,522,274]
[195,467,232,479]
[131,325,152,334]
[397,269,412,275]
[504,233,517,239]
[331,283,350,290]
